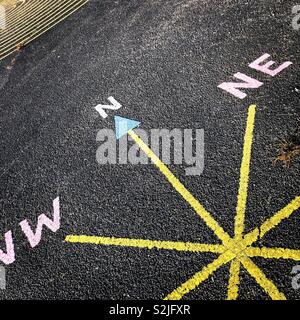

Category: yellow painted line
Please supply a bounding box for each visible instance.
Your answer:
[242,228,259,247]
[164,250,235,300]
[227,259,241,300]
[240,256,286,300]
[234,105,256,240]
[246,247,300,260]
[259,197,300,238]
[244,196,300,245]
[65,235,226,254]
[128,129,232,247]
[229,104,256,301]
[65,105,300,300]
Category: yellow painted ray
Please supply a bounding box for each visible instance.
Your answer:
[239,255,286,300]
[65,235,226,254]
[243,196,300,247]
[227,259,241,300]
[164,250,235,300]
[246,246,300,260]
[128,129,232,247]
[234,104,256,240]
[228,105,256,300]
[65,104,300,300]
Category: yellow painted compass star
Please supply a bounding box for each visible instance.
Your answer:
[66,105,300,300]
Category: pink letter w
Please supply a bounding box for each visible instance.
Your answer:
[19,197,60,248]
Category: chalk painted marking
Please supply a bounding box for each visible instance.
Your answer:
[66,105,300,300]
[0,231,15,265]
[227,104,255,299]
[239,256,286,300]
[95,97,122,119]
[127,129,232,247]
[164,251,236,300]
[246,247,300,260]
[227,259,240,300]
[218,53,293,99]
[243,196,300,244]
[234,105,255,240]
[65,235,226,253]
[218,73,263,99]
[0,197,60,265]
[249,54,292,77]
[19,197,60,248]
[114,116,141,139]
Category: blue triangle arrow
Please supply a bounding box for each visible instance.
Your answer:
[114,116,141,139]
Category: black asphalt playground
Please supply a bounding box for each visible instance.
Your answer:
[0,0,299,300]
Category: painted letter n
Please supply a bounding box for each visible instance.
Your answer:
[218,73,263,99]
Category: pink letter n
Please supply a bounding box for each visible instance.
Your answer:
[218,72,263,99]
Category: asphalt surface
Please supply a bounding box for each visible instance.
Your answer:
[0,0,299,300]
